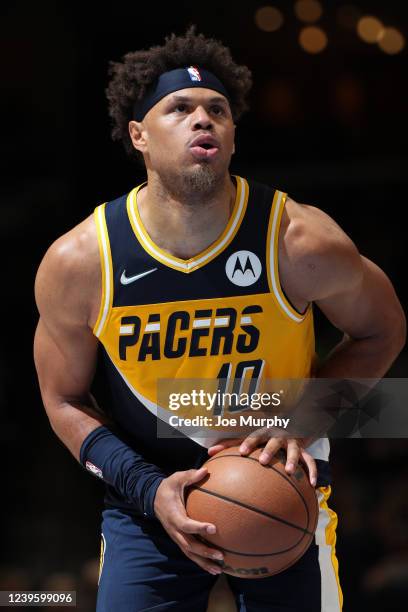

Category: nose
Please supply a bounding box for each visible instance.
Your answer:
[191,105,213,131]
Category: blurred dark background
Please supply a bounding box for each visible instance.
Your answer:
[1,1,407,610]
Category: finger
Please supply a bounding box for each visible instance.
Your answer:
[176,514,217,538]
[172,472,218,536]
[240,428,271,455]
[285,439,301,475]
[239,435,262,455]
[300,449,317,487]
[173,533,223,575]
[179,468,209,507]
[207,444,228,456]
[181,467,208,487]
[258,437,285,464]
[172,496,217,537]
[207,444,226,456]
[186,550,223,575]
[183,534,224,562]
[208,438,242,456]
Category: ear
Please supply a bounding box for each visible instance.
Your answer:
[129,120,148,154]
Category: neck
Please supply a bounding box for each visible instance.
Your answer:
[136,171,236,259]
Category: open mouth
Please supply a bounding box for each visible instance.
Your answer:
[189,136,220,160]
[190,145,220,160]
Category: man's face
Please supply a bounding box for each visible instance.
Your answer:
[129,88,236,195]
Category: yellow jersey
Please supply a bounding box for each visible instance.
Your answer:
[93,175,329,504]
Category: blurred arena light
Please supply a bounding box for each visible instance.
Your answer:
[378,27,405,55]
[357,16,384,44]
[332,76,365,121]
[294,0,323,24]
[260,80,297,123]
[299,26,328,53]
[254,6,284,32]
[336,4,361,30]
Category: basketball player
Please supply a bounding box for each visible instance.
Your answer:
[34,28,405,612]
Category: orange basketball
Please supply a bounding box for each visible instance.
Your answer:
[186,446,318,578]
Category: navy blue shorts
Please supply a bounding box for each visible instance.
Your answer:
[97,487,342,612]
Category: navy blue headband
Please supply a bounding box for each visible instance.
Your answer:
[133,66,230,121]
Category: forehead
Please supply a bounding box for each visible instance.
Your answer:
[158,87,230,108]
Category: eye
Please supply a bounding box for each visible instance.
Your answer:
[211,105,225,115]
[174,103,188,113]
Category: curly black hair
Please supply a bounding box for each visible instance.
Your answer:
[106,26,252,159]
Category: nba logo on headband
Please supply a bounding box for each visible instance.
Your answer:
[187,66,202,82]
[133,66,230,120]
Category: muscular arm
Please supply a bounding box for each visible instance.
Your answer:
[34,224,166,515]
[281,200,406,439]
[34,217,108,459]
[282,200,406,378]
[315,255,406,378]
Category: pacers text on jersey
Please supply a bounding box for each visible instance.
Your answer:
[118,305,262,362]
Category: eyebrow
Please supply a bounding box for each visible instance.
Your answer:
[168,94,228,105]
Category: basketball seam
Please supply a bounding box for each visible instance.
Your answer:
[191,485,313,536]
[205,453,316,530]
[199,533,309,557]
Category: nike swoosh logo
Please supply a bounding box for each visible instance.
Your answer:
[120,267,158,285]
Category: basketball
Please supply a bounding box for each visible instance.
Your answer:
[185,446,319,578]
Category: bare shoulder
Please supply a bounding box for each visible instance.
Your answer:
[35,214,100,328]
[279,196,364,303]
[283,196,357,250]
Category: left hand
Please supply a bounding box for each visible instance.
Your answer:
[208,430,317,487]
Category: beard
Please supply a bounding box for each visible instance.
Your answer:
[157,161,226,206]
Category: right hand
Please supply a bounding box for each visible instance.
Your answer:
[154,467,224,575]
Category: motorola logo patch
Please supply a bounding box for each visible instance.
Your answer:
[225,250,262,286]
